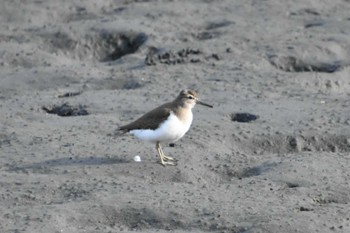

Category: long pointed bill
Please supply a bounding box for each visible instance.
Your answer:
[196,100,213,108]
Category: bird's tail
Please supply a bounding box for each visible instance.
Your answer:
[108,128,128,139]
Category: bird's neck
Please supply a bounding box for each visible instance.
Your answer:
[172,106,192,125]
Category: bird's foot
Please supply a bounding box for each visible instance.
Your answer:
[163,154,176,161]
[159,159,177,166]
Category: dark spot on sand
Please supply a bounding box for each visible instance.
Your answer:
[205,20,233,30]
[231,113,258,123]
[42,103,89,117]
[58,91,81,98]
[290,8,320,16]
[299,206,313,212]
[145,47,202,66]
[196,31,222,40]
[304,20,325,28]
[211,53,221,61]
[238,166,262,178]
[286,182,300,188]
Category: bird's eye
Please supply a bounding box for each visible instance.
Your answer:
[188,96,194,99]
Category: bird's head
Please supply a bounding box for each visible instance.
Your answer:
[177,90,213,109]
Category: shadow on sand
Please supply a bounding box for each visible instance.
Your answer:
[7,156,129,172]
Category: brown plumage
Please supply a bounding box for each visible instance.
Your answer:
[119,102,172,132]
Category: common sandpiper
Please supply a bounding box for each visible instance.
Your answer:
[118,90,213,166]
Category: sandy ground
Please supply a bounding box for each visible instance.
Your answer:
[1,0,350,232]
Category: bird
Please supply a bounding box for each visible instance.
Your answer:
[118,90,213,166]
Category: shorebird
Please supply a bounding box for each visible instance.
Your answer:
[118,90,213,166]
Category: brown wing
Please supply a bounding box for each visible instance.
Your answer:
[119,102,172,132]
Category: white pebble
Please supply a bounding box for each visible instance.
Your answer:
[133,155,141,162]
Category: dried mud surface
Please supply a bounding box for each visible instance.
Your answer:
[1,1,350,233]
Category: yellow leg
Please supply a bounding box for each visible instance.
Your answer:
[156,142,176,166]
[157,142,176,161]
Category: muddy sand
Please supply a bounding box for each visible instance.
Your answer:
[1,0,350,232]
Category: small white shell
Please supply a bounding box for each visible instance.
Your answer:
[133,155,141,162]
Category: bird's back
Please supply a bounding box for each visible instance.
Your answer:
[119,102,173,132]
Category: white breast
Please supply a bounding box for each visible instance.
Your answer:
[130,111,193,143]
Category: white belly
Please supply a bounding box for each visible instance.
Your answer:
[130,111,193,143]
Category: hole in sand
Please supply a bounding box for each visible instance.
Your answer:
[99,31,148,61]
[268,55,344,73]
[42,30,147,62]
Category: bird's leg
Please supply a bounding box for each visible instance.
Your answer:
[158,143,176,161]
[156,142,176,166]
[156,142,165,165]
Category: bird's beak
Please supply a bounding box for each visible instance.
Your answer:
[196,100,213,108]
